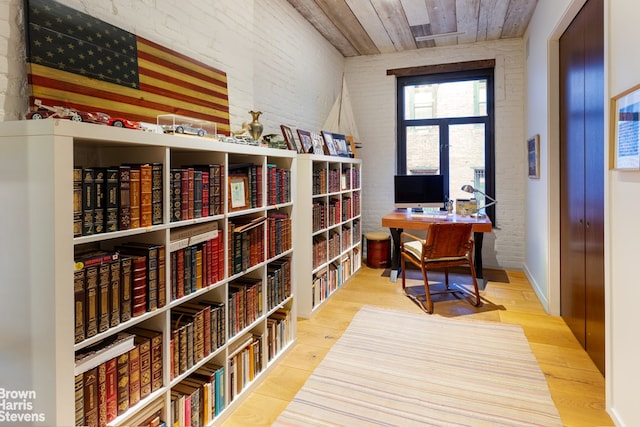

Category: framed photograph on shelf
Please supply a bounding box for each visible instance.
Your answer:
[611,83,640,169]
[332,133,350,157]
[321,130,339,156]
[280,125,302,153]
[311,132,325,154]
[527,134,540,179]
[228,175,249,211]
[296,129,314,153]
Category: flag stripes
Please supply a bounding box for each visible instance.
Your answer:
[25,0,230,133]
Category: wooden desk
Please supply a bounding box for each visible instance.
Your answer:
[381,210,492,282]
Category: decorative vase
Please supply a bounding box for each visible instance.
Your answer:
[248,110,263,142]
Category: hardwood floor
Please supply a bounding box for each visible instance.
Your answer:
[220,266,613,427]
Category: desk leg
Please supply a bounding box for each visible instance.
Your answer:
[474,231,486,289]
[389,227,403,282]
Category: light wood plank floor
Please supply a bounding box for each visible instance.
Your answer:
[221,266,613,427]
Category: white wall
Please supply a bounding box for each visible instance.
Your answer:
[0,0,344,132]
[527,0,638,424]
[344,39,527,270]
[607,1,640,424]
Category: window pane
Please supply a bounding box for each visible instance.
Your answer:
[404,79,487,120]
[449,123,486,211]
[406,125,440,175]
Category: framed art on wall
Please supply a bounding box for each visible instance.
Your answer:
[527,134,540,179]
[610,83,640,169]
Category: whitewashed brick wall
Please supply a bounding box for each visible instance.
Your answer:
[0,0,525,269]
[345,39,526,270]
[0,0,344,131]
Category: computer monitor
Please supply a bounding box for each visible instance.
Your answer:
[394,174,445,210]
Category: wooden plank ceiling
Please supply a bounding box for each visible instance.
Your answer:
[286,0,538,57]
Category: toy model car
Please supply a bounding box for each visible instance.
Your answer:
[108,117,141,129]
[26,100,109,125]
[161,123,207,137]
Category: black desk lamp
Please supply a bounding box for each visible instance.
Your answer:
[460,185,497,218]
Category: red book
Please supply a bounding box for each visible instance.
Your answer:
[130,255,147,317]
[105,358,118,422]
[201,171,210,217]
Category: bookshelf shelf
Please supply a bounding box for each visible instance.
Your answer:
[0,119,297,427]
[296,154,362,318]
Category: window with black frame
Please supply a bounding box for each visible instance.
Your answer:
[395,67,496,221]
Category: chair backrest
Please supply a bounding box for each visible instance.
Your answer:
[423,223,473,259]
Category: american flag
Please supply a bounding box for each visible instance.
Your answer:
[24,0,230,133]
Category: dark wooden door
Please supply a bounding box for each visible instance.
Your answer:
[559,0,605,375]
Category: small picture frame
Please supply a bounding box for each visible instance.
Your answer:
[311,132,325,155]
[296,129,314,153]
[611,83,640,169]
[527,134,540,179]
[332,133,350,157]
[321,130,339,156]
[280,125,302,153]
[228,175,249,211]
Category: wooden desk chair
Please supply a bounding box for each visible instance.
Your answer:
[400,222,481,314]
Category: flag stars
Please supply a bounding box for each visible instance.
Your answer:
[46,51,54,58]
[87,49,94,56]
[67,43,74,50]
[34,40,42,47]
[57,47,64,54]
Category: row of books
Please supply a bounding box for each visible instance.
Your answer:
[342,225,353,252]
[74,163,163,237]
[228,217,266,275]
[169,222,225,302]
[74,327,162,427]
[170,300,226,380]
[328,231,341,260]
[312,235,327,270]
[266,309,292,362]
[227,333,263,403]
[312,201,326,232]
[169,164,224,223]
[341,194,360,221]
[266,258,291,310]
[228,278,263,337]
[266,211,292,259]
[312,168,328,195]
[342,166,361,190]
[74,243,166,344]
[266,164,291,206]
[171,361,225,427]
[311,256,352,308]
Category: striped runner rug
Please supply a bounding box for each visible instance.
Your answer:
[274,306,562,427]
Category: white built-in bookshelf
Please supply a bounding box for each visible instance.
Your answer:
[0,119,296,426]
[296,154,362,318]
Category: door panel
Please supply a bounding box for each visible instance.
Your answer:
[560,7,587,348]
[559,0,605,375]
[583,0,605,374]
